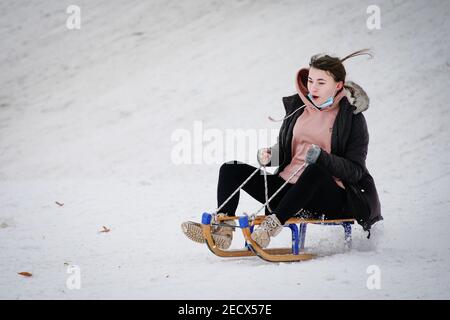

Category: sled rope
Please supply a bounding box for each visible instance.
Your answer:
[213,156,308,223]
[213,166,261,215]
[263,165,273,214]
[249,162,307,220]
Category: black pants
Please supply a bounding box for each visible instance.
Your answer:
[217,161,350,224]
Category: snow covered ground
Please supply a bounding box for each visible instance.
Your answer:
[1,0,449,299]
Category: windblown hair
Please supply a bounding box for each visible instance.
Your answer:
[309,48,373,83]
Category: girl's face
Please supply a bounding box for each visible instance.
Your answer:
[307,67,343,105]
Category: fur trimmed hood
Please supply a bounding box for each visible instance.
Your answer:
[296,68,370,114]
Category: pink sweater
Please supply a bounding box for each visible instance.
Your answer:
[279,88,346,189]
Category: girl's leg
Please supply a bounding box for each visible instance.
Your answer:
[272,163,348,224]
[217,160,290,216]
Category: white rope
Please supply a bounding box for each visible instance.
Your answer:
[249,162,308,220]
[213,155,309,224]
[263,165,273,214]
[268,104,306,122]
[213,166,261,214]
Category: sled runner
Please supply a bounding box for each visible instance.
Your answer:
[201,212,354,262]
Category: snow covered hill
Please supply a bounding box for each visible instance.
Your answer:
[1,0,449,299]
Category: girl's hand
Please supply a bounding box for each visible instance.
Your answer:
[305,144,321,164]
[257,147,272,166]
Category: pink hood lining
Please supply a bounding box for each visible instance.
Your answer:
[295,67,370,114]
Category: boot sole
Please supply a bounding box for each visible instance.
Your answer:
[181,221,206,244]
[181,221,232,249]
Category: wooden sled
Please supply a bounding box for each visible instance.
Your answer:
[201,212,355,263]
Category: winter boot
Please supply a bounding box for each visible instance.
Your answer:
[250,214,283,248]
[181,213,236,249]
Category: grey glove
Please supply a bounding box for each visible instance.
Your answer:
[305,144,321,164]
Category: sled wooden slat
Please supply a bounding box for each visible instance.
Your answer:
[241,227,315,262]
[202,223,253,257]
[201,224,293,257]
[217,215,355,225]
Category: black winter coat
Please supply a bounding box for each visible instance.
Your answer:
[269,92,383,234]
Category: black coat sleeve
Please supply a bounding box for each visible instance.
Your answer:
[316,113,369,184]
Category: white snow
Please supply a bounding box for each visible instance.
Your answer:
[1,0,449,299]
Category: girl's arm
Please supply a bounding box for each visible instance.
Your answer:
[316,113,369,184]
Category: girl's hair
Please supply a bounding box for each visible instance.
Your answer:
[309,48,373,83]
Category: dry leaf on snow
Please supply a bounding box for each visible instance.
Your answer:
[99,226,110,233]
